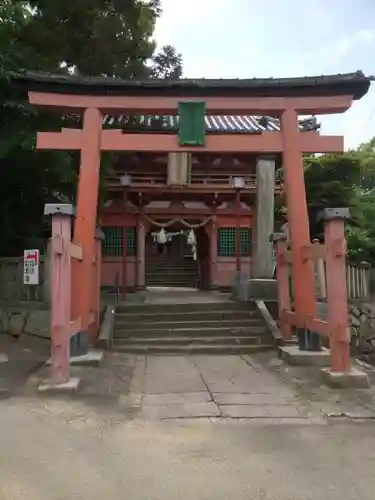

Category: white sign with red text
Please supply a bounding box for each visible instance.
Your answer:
[23,249,40,285]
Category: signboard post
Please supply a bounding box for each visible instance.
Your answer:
[23,249,40,285]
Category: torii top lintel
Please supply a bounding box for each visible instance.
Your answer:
[16,70,371,116]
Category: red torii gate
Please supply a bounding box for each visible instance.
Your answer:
[22,71,371,385]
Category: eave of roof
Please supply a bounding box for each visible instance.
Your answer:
[11,70,372,100]
[101,114,281,134]
[65,113,317,134]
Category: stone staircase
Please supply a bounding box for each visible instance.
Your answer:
[112,301,276,354]
[145,257,199,288]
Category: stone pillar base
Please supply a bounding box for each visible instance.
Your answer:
[38,377,81,394]
[279,345,330,366]
[46,350,104,368]
[320,367,370,389]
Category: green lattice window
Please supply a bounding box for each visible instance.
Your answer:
[102,227,137,256]
[217,228,251,257]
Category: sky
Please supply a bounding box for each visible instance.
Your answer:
[154,0,375,149]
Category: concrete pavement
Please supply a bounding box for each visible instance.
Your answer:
[1,394,375,499]
[2,353,375,498]
[0,335,49,397]
[121,355,320,422]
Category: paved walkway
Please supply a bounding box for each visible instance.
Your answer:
[123,355,318,422]
[0,335,49,397]
[2,395,375,500]
[3,353,375,498]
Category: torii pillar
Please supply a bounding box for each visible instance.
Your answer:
[281,108,319,349]
[71,108,102,338]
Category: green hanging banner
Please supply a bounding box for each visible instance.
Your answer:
[178,101,206,146]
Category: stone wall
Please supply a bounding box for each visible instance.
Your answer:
[349,303,375,344]
[0,303,50,339]
[0,247,51,339]
[0,249,50,302]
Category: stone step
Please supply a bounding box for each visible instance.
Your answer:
[115,318,264,330]
[146,262,197,267]
[114,325,268,337]
[146,270,197,273]
[113,335,269,346]
[146,276,198,282]
[145,277,198,283]
[146,268,197,273]
[146,260,197,265]
[111,299,274,355]
[111,344,275,355]
[116,301,255,314]
[146,268,198,274]
[146,278,198,283]
[145,282,198,288]
[116,309,258,323]
[146,269,198,275]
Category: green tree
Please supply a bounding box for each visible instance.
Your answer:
[345,139,375,262]
[304,153,361,239]
[150,45,183,79]
[299,142,375,264]
[13,0,182,79]
[275,153,362,238]
[356,137,375,191]
[0,0,182,255]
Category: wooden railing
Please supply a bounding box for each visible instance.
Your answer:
[312,242,371,301]
[107,172,283,189]
[277,241,372,302]
[108,172,167,185]
[346,262,371,300]
[191,173,257,186]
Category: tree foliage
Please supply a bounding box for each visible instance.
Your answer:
[304,153,361,240]
[303,144,375,264]
[277,145,375,264]
[0,0,182,255]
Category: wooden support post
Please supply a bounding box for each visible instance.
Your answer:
[252,155,276,278]
[45,204,75,385]
[210,217,218,289]
[321,208,351,372]
[122,226,127,298]
[137,219,146,289]
[271,233,292,339]
[312,239,327,299]
[281,108,318,348]
[93,227,104,338]
[235,189,241,274]
[43,239,52,303]
[72,108,102,335]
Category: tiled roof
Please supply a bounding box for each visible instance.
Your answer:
[12,71,372,100]
[102,114,281,133]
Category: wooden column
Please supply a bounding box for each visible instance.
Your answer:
[137,219,146,289]
[272,233,292,340]
[43,239,52,303]
[72,108,102,334]
[122,227,127,298]
[210,217,218,289]
[281,108,316,328]
[235,189,242,274]
[323,210,351,372]
[50,210,72,384]
[252,155,276,278]
[93,227,104,337]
